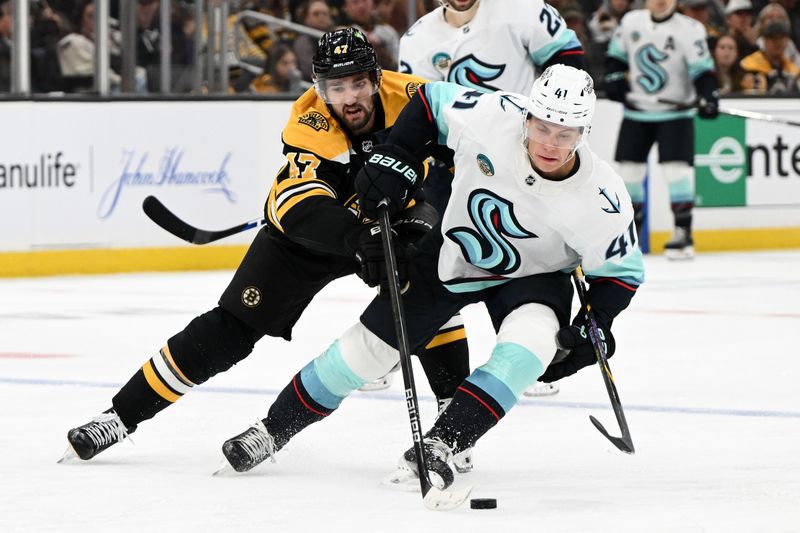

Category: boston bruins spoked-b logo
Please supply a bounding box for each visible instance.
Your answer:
[241,286,262,308]
[446,189,537,275]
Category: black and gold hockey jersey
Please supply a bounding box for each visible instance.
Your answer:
[265,70,427,256]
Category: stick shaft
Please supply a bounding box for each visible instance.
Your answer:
[378,206,432,497]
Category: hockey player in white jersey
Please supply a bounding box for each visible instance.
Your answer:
[605,0,719,259]
[399,0,586,92]
[217,66,644,491]
[395,0,587,398]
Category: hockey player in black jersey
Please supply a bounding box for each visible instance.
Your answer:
[61,28,471,466]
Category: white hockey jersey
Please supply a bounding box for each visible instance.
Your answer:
[398,0,582,94]
[421,82,645,292]
[607,9,714,121]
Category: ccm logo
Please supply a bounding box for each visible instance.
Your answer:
[368,154,418,183]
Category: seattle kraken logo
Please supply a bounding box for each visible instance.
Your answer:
[635,44,669,93]
[446,189,537,275]
[447,55,505,92]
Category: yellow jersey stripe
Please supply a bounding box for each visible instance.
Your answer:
[275,189,335,220]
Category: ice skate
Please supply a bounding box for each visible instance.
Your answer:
[399,438,456,490]
[523,381,560,397]
[217,420,276,474]
[664,226,695,260]
[436,398,473,473]
[358,364,398,392]
[59,410,133,462]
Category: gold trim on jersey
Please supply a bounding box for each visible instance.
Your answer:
[143,360,181,403]
[281,71,429,162]
[267,176,337,231]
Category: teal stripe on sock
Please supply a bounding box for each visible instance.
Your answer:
[299,361,344,410]
[466,368,517,413]
[311,340,366,401]
[478,342,545,399]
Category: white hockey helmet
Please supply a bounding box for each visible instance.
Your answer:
[527,64,596,130]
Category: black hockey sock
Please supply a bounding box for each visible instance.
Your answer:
[427,380,506,453]
[264,372,337,450]
[417,329,470,400]
[670,201,693,231]
[112,308,260,429]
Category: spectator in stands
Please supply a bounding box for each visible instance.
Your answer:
[680,0,722,42]
[561,2,605,85]
[30,0,68,93]
[740,20,800,93]
[714,33,747,92]
[0,0,11,92]
[293,0,333,81]
[135,0,161,90]
[57,0,124,93]
[725,0,759,61]
[250,43,304,93]
[375,0,407,35]
[768,0,800,48]
[341,0,399,70]
[588,0,632,45]
[232,0,295,76]
[755,2,800,64]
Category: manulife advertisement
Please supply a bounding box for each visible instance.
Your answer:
[695,113,800,207]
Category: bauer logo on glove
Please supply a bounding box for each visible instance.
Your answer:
[367,153,419,184]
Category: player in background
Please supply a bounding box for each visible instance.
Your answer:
[393,0,587,398]
[605,0,719,259]
[61,29,471,466]
[218,66,644,487]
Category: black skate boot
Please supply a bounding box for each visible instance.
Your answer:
[220,420,276,473]
[400,437,456,490]
[63,409,134,461]
[664,226,695,260]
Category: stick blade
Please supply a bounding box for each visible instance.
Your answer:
[142,196,206,244]
[589,415,635,454]
[423,484,473,511]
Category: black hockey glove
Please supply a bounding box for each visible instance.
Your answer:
[696,94,720,120]
[350,224,411,293]
[605,65,631,104]
[391,202,439,245]
[694,71,720,120]
[539,315,616,383]
[356,144,423,219]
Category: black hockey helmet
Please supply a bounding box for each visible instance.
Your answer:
[312,28,382,102]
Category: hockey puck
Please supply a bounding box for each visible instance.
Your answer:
[470,498,497,510]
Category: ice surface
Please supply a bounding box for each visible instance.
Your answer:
[1,251,799,532]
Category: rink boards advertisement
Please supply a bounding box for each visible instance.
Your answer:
[1,98,799,274]
[694,113,800,207]
[0,101,284,253]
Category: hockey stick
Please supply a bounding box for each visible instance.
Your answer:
[377,202,471,511]
[572,269,635,455]
[142,195,266,245]
[626,94,800,127]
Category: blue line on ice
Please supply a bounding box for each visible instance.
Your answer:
[2,375,799,419]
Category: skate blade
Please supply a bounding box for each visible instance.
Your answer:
[358,377,392,392]
[57,445,79,464]
[664,246,695,260]
[212,460,239,476]
[380,466,420,492]
[423,484,473,511]
[523,383,560,397]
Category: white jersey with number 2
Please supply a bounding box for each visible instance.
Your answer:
[399,0,582,94]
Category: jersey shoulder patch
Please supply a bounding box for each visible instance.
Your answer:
[282,88,349,162]
[379,70,430,126]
